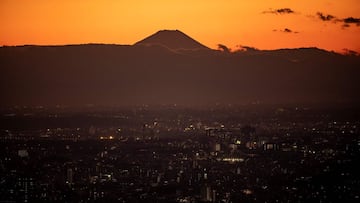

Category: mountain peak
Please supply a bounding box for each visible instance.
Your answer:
[134,29,210,50]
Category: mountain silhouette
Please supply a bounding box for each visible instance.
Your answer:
[134,30,210,50]
[0,30,360,107]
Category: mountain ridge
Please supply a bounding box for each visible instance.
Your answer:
[0,30,359,107]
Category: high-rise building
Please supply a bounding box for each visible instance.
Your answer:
[67,168,73,184]
[202,185,213,202]
[214,143,221,152]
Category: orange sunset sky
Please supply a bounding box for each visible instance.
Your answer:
[1,0,359,53]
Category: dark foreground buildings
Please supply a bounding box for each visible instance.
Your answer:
[0,105,359,202]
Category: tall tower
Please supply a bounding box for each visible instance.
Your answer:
[67,168,73,184]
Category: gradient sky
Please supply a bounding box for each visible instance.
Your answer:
[1,0,359,52]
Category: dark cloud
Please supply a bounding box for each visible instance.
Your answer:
[316,12,335,21]
[314,12,360,28]
[343,49,359,56]
[276,8,294,14]
[234,45,259,52]
[342,24,350,28]
[273,28,299,34]
[263,8,295,15]
[343,17,360,25]
[217,44,230,53]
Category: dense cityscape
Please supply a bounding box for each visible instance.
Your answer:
[1,104,359,202]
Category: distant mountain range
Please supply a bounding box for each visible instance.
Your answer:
[1,30,359,107]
